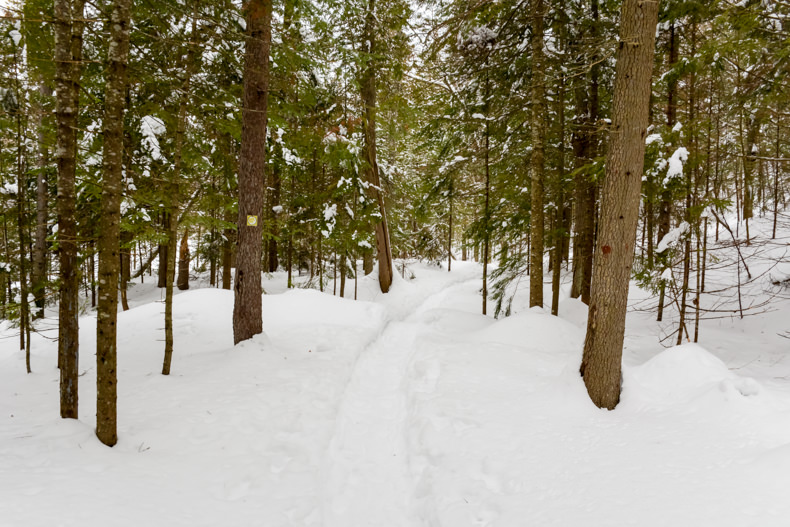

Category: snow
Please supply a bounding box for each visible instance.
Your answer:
[140,115,166,161]
[656,221,689,253]
[9,29,22,47]
[665,146,689,182]
[3,216,790,526]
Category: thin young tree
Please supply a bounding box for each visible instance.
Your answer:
[96,0,132,446]
[580,0,660,410]
[529,0,546,308]
[233,0,272,344]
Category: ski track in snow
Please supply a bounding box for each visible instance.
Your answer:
[322,270,479,527]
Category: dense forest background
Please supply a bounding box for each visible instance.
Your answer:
[0,0,788,442]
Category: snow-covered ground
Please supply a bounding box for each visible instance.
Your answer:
[2,215,790,526]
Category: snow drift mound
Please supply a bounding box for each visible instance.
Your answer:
[622,343,771,411]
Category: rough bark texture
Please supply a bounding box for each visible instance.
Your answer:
[54,0,85,419]
[361,0,394,293]
[580,0,659,410]
[96,0,131,446]
[529,0,546,308]
[233,0,271,344]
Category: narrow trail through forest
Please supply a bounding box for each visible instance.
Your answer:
[321,268,479,527]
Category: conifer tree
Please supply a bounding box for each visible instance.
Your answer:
[96,0,132,447]
[234,0,272,344]
[580,0,659,410]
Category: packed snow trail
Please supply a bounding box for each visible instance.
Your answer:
[322,266,480,527]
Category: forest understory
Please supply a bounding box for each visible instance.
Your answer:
[2,213,790,526]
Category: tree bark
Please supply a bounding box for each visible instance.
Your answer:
[96,0,131,447]
[529,0,546,309]
[54,0,85,418]
[233,0,271,344]
[580,0,659,410]
[360,0,393,293]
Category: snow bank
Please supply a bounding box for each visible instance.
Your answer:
[622,343,771,411]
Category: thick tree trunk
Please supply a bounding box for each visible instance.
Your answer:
[233,0,271,344]
[580,0,659,410]
[96,0,131,447]
[361,0,393,293]
[54,0,85,418]
[529,0,546,309]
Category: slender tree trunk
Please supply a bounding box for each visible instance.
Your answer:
[32,83,52,318]
[529,0,546,308]
[580,0,659,410]
[773,120,781,239]
[448,181,453,272]
[267,159,280,272]
[120,230,132,311]
[552,74,566,316]
[233,0,271,344]
[55,0,85,418]
[222,208,234,290]
[177,228,190,290]
[570,0,599,305]
[15,88,30,374]
[158,213,168,288]
[361,0,393,293]
[482,116,491,315]
[96,0,131,447]
[90,240,96,308]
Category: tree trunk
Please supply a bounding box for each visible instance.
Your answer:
[552,72,567,316]
[15,78,30,374]
[54,0,85,419]
[120,230,132,311]
[32,83,52,319]
[96,0,131,447]
[157,213,168,288]
[233,0,271,344]
[570,0,599,305]
[529,0,546,309]
[267,154,280,273]
[177,228,190,290]
[482,116,491,315]
[222,210,234,290]
[361,0,393,293]
[580,0,659,410]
